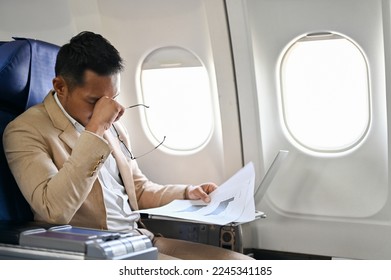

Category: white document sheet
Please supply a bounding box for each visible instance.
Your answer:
[136,162,256,225]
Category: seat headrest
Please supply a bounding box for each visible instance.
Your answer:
[0,38,59,113]
[0,40,30,113]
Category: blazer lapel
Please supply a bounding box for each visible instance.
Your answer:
[44,91,80,149]
[103,130,139,210]
[59,125,80,150]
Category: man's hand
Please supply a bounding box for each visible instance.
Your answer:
[85,96,124,136]
[186,183,218,203]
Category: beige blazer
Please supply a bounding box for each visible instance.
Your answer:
[3,91,187,229]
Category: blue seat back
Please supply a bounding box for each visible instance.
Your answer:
[0,38,59,221]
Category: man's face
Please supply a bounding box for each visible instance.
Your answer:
[54,70,120,127]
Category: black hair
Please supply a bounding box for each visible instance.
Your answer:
[55,31,124,89]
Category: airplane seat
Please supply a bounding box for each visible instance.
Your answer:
[0,38,59,222]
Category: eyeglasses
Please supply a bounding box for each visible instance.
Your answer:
[112,104,166,160]
[126,104,149,110]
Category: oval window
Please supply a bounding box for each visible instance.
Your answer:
[280,33,370,152]
[140,47,213,151]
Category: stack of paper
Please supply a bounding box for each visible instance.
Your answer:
[136,162,256,225]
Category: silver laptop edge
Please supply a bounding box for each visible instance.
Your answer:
[254,150,289,202]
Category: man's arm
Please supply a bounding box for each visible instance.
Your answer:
[3,116,111,224]
[113,122,216,208]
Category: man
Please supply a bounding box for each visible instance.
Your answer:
[3,31,252,260]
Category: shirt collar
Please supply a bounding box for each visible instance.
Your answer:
[53,91,85,133]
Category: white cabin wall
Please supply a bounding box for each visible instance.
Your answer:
[1,0,73,44]
[228,0,391,259]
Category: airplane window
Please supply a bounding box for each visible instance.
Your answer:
[280,33,370,153]
[140,47,213,151]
